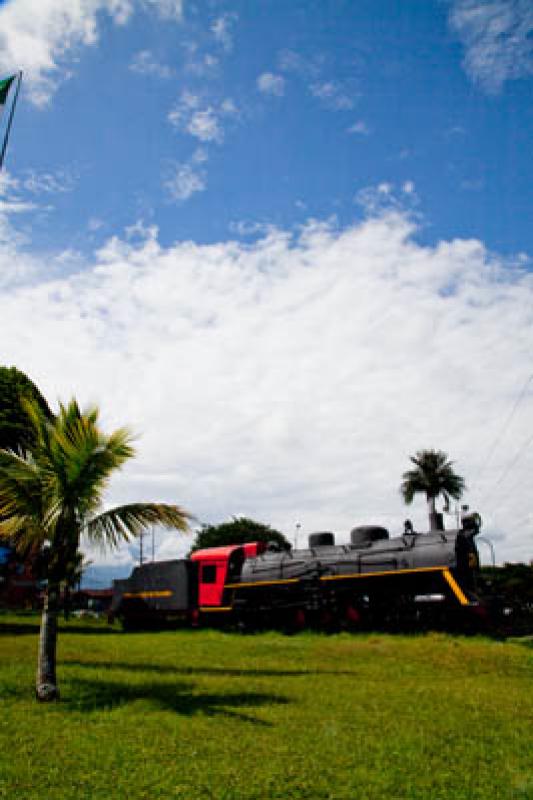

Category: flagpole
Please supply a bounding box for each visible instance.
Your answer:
[0,70,23,172]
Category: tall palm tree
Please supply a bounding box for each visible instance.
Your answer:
[0,398,191,702]
[400,449,465,530]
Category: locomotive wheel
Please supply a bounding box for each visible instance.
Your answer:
[282,608,306,635]
[343,604,362,631]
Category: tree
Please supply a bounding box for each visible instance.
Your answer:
[0,398,191,702]
[0,365,52,452]
[400,449,465,531]
[0,367,53,581]
[62,551,93,621]
[190,516,290,553]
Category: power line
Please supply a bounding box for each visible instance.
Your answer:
[479,428,533,507]
[472,371,533,496]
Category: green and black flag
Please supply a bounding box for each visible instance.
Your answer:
[0,72,22,172]
[0,75,16,118]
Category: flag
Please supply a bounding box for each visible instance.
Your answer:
[0,73,21,171]
[0,75,15,120]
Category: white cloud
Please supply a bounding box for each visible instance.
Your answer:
[185,52,219,77]
[0,0,183,106]
[310,81,355,110]
[21,168,77,195]
[187,108,222,142]
[355,182,419,215]
[1,209,533,568]
[181,40,220,78]
[257,72,285,96]
[449,0,533,92]
[211,12,238,52]
[0,170,43,216]
[277,51,357,111]
[143,0,182,20]
[191,146,208,164]
[129,49,173,79]
[88,217,105,232]
[165,160,206,201]
[228,219,276,237]
[0,180,53,283]
[278,49,319,77]
[169,93,236,143]
[348,120,370,136]
[220,98,238,116]
[0,198,39,216]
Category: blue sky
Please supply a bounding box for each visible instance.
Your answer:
[5,0,533,254]
[0,0,532,577]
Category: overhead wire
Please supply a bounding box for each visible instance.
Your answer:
[479,427,533,508]
[472,371,533,497]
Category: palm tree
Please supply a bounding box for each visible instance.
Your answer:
[0,398,191,702]
[400,449,465,531]
[62,550,93,621]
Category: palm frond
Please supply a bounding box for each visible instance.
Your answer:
[0,449,44,526]
[0,514,46,551]
[20,397,55,462]
[401,448,465,505]
[85,503,192,548]
[46,401,136,514]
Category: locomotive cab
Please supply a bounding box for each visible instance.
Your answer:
[455,513,481,589]
[191,542,266,610]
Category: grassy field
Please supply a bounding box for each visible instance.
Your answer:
[1,613,532,800]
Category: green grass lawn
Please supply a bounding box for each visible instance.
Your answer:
[1,613,532,800]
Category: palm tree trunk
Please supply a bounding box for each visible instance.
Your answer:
[427,495,437,531]
[64,584,70,621]
[427,495,444,532]
[36,584,60,701]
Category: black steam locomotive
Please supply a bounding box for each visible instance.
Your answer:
[110,512,484,631]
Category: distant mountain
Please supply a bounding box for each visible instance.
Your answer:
[81,564,134,589]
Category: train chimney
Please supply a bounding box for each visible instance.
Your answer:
[308,532,335,547]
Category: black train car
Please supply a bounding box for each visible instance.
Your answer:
[110,559,198,629]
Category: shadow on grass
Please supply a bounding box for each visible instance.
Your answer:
[0,621,117,636]
[64,659,358,678]
[63,677,289,725]
[0,622,41,636]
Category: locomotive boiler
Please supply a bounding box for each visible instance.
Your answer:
[110,513,482,631]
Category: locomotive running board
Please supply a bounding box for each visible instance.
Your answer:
[227,567,473,607]
[321,566,471,606]
[322,566,471,606]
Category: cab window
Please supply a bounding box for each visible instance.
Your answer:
[201,564,217,583]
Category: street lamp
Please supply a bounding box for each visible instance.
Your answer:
[295,523,301,550]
